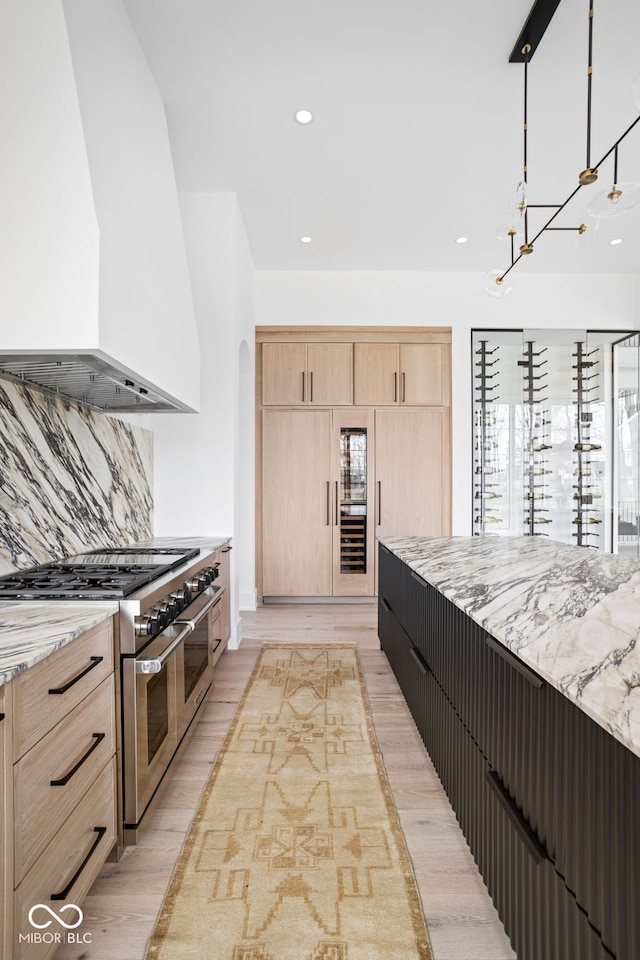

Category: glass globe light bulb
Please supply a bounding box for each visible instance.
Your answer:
[586,182,640,218]
[483,269,513,299]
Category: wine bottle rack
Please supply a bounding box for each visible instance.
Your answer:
[519,341,552,536]
[572,341,602,547]
[473,341,503,532]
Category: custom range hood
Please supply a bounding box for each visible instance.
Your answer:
[0,354,182,413]
[0,0,200,414]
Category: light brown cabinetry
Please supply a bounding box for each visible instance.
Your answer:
[354,342,450,406]
[262,409,333,596]
[10,619,117,960]
[262,342,353,406]
[215,543,232,643]
[262,408,377,598]
[257,327,451,599]
[375,408,451,538]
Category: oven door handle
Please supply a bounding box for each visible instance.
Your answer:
[134,622,193,675]
[174,588,222,631]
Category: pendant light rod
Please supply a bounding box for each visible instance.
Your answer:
[586,0,594,171]
[523,44,530,186]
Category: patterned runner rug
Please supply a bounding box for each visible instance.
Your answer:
[145,643,433,960]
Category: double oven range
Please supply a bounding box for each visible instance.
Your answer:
[0,540,228,848]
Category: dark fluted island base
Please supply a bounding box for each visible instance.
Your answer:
[378,539,639,960]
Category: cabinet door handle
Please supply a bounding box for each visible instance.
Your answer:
[335,481,339,525]
[326,481,331,525]
[51,826,108,900]
[377,481,382,525]
[221,545,232,553]
[310,371,314,402]
[0,713,4,722]
[402,371,406,402]
[302,371,305,402]
[486,770,548,864]
[409,644,430,675]
[51,732,106,787]
[393,371,398,402]
[380,597,391,613]
[485,635,544,689]
[49,656,104,695]
[410,570,427,588]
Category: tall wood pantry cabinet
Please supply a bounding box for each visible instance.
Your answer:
[257,327,452,600]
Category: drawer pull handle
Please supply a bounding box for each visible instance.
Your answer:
[486,770,548,865]
[51,826,107,901]
[49,656,104,695]
[380,597,391,613]
[51,733,106,787]
[485,635,544,689]
[410,570,427,588]
[0,712,4,722]
[409,644,430,675]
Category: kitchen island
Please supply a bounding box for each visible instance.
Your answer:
[378,535,640,960]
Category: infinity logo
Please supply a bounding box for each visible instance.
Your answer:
[28,904,84,930]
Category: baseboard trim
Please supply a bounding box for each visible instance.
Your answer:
[262,596,377,605]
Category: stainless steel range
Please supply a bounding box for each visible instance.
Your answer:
[0,541,228,847]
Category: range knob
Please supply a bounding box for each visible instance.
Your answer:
[154,604,171,629]
[186,574,206,593]
[134,612,161,638]
[211,563,220,581]
[169,589,188,613]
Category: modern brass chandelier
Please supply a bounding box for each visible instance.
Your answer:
[484,0,640,298]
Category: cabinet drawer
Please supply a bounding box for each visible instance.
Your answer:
[13,619,113,758]
[14,673,115,883]
[14,757,116,960]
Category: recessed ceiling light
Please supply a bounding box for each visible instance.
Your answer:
[609,237,623,245]
[299,236,312,244]
[294,109,314,124]
[456,237,469,244]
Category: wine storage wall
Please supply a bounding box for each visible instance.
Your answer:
[472,330,614,548]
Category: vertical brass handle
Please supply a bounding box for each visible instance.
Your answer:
[302,371,305,402]
[393,371,397,403]
[335,481,339,526]
[326,482,331,525]
[310,371,314,402]
[402,371,406,402]
[377,481,382,525]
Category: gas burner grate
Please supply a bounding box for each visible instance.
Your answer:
[0,563,168,599]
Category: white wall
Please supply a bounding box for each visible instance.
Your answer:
[0,0,100,346]
[256,270,639,535]
[149,194,256,644]
[0,0,200,412]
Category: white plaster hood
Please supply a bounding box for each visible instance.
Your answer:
[0,0,200,413]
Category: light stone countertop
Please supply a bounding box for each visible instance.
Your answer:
[0,602,118,686]
[380,535,640,759]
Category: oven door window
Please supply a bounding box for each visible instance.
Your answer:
[182,615,212,704]
[146,666,171,763]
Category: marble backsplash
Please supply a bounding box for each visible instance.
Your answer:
[0,378,153,574]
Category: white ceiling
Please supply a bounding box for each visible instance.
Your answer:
[122,0,640,275]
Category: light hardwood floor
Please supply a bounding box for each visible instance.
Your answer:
[55,603,516,960]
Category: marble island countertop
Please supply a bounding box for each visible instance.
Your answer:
[0,602,118,686]
[380,534,640,759]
